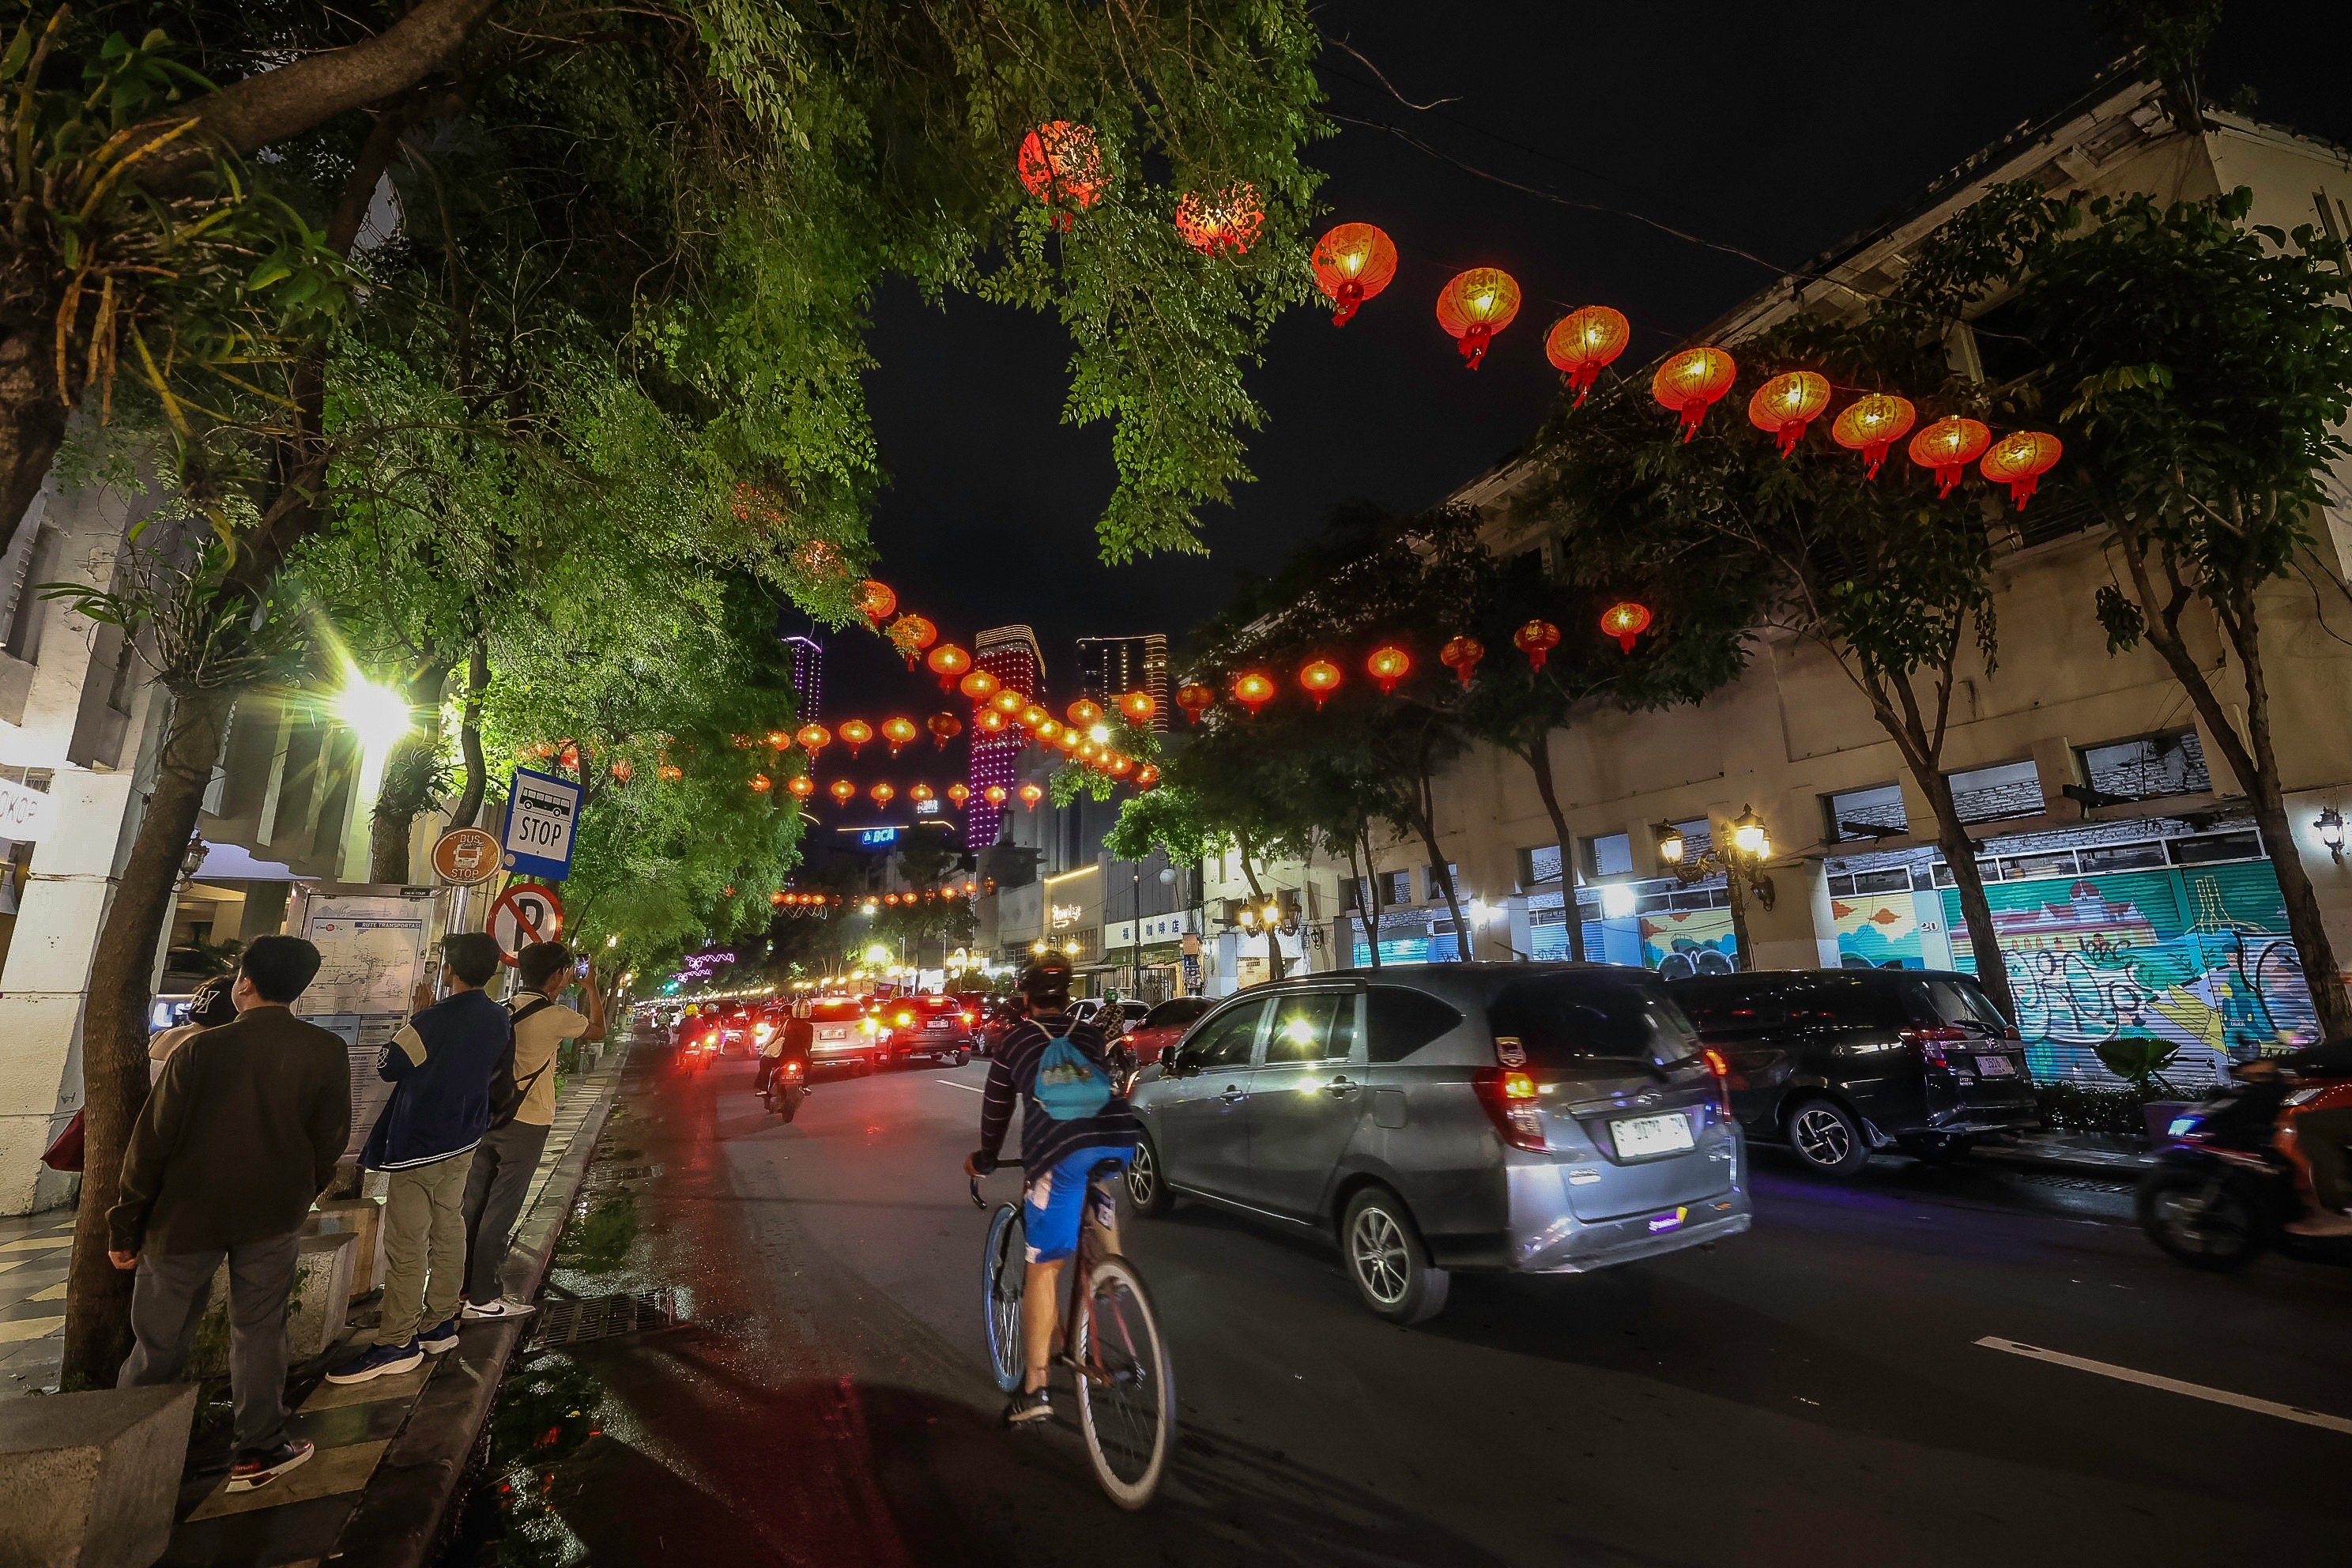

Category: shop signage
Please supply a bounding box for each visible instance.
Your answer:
[0,776,55,842]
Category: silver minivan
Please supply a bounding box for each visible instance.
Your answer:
[1124,963,1751,1321]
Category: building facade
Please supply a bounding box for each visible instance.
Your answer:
[1074,634,1170,731]
[969,624,1045,849]
[780,633,823,722]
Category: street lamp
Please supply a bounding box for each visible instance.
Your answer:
[1653,806,1777,971]
[1599,883,1638,921]
[1063,939,1080,957]
[2318,806,2346,862]
[1031,939,1049,956]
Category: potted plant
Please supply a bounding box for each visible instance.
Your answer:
[2094,1036,2192,1143]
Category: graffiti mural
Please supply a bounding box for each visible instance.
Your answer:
[1833,893,1927,969]
[1643,908,1736,978]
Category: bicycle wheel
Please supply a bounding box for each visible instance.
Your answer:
[980,1203,1027,1393]
[1071,1253,1174,1510]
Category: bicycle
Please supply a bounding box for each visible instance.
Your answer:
[972,1157,1174,1509]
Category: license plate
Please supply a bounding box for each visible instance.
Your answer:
[925,1021,954,1033]
[1611,1113,1694,1159]
[1976,1054,2016,1077]
[817,1027,848,1042]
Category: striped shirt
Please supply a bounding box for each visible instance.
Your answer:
[979,1013,1140,1174]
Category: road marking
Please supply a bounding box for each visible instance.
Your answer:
[937,1080,986,1095]
[1977,1336,2352,1436]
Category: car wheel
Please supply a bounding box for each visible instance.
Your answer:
[952,1048,971,1067]
[1340,1187,1449,1325]
[1787,1097,1871,1178]
[1125,1130,1174,1217]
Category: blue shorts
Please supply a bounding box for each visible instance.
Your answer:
[1023,1148,1129,1264]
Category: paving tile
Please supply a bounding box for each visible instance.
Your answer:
[20,1280,64,1302]
[184,1438,388,1520]
[161,1493,358,1566]
[0,1314,62,1345]
[288,1395,414,1449]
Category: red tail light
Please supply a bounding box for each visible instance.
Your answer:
[1900,1026,1967,1069]
[961,1011,976,1026]
[1472,1067,1547,1153]
[1702,1048,1728,1078]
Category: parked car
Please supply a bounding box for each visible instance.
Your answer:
[805,997,880,1076]
[875,993,976,1067]
[1125,963,1749,1323]
[1118,997,1214,1074]
[976,997,1027,1056]
[1668,967,2038,1177]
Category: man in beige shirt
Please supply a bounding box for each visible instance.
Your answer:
[459,940,605,1317]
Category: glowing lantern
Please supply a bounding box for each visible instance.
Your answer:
[788,775,816,799]
[1174,183,1264,256]
[1035,718,1064,744]
[558,742,581,771]
[1065,699,1103,730]
[1513,620,1562,672]
[974,709,1008,736]
[771,890,787,907]
[1020,704,1051,730]
[869,782,895,806]
[1830,394,1917,479]
[885,614,936,667]
[829,778,855,805]
[1053,729,1079,753]
[1016,121,1106,218]
[838,718,873,756]
[857,579,896,629]
[1545,307,1630,406]
[1366,645,1413,695]
[991,689,1025,718]
[1135,764,1160,789]
[1176,680,1216,723]
[1078,738,1102,761]
[1019,782,1046,812]
[1310,223,1398,326]
[959,669,1001,705]
[1600,601,1653,654]
[611,758,634,782]
[658,763,683,782]
[882,716,918,755]
[766,730,790,749]
[1747,371,1832,456]
[929,712,963,750]
[1299,658,1343,708]
[1440,635,1485,689]
[1107,754,1134,777]
[1980,431,2064,510]
[909,782,934,804]
[1231,671,1276,715]
[533,741,556,759]
[1436,268,1521,370]
[1119,689,1156,725]
[1651,348,1738,441]
[926,643,971,692]
[947,782,971,808]
[983,785,1010,808]
[1908,416,1992,496]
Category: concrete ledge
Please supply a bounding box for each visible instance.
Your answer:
[0,1381,197,1567]
[185,1232,360,1379]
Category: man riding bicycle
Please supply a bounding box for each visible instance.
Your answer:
[963,954,1139,1426]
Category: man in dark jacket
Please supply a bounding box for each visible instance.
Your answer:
[326,932,510,1384]
[111,935,350,1493]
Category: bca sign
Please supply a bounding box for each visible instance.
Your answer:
[501,767,583,880]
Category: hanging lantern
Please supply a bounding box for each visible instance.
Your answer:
[857,579,896,629]
[1229,671,1276,715]
[1052,728,1079,753]
[1513,620,1562,672]
[1439,635,1484,688]
[1600,601,1653,654]
[1435,268,1521,370]
[1119,689,1156,725]
[1545,307,1630,406]
[1310,223,1398,326]
[837,718,873,757]
[909,782,935,804]
[788,775,816,799]
[1035,718,1064,744]
[882,716,918,755]
[1016,121,1106,219]
[991,689,1025,718]
[658,763,684,782]
[959,669,1001,706]
[1651,348,1738,441]
[869,782,895,806]
[1078,737,1102,761]
[1065,698,1104,730]
[1174,183,1265,256]
[796,723,831,756]
[983,784,1010,808]
[1747,371,1832,457]
[1020,704,1051,731]
[1107,755,1134,777]
[1980,431,2064,510]
[1366,645,1413,695]
[610,758,634,782]
[765,730,790,750]
[533,741,556,759]
[947,782,971,808]
[558,742,581,771]
[974,708,1008,736]
[1299,658,1343,708]
[1176,680,1216,723]
[829,778,856,805]
[1019,782,1046,812]
[1908,416,1992,496]
[928,711,963,749]
[1135,764,1160,789]
[926,642,971,692]
[885,613,937,668]
[771,890,788,907]
[1830,394,1917,480]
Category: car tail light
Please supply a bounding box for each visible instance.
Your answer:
[1702,1048,1728,1078]
[1472,1068,1547,1153]
[1700,1047,1733,1117]
[1900,1026,1967,1069]
[961,1011,975,1027]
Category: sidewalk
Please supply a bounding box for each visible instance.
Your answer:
[1975,1128,2157,1177]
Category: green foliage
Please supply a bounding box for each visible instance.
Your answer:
[552,1193,639,1275]
[2094,1035,2185,1097]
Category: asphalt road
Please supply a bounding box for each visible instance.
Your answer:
[523,1049,2352,1567]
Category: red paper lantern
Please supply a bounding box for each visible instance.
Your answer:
[837,718,873,756]
[1052,729,1079,753]
[1020,703,1051,731]
[1439,635,1484,688]
[885,614,936,667]
[1908,416,1992,496]
[881,716,918,755]
[869,782,895,805]
[857,579,895,628]
[610,757,634,782]
[1065,698,1104,730]
[983,784,1010,808]
[1980,430,2064,509]
[1231,671,1276,715]
[1436,269,1521,370]
[1107,755,1133,777]
[1830,394,1917,479]
[1174,183,1264,256]
[788,775,816,799]
[1019,782,1046,812]
[771,890,788,907]
[1299,658,1343,708]
[974,709,1008,736]
[1176,680,1216,723]
[1016,122,1106,219]
[991,689,1025,718]
[1545,307,1630,406]
[909,782,935,804]
[1034,718,1064,744]
[927,642,971,692]
[1513,620,1562,671]
[796,723,831,756]
[658,763,683,782]
[829,778,855,805]
[1119,689,1156,725]
[928,711,963,748]
[1310,223,1397,326]
[1600,601,1653,654]
[1747,371,1832,456]
[1135,763,1160,789]
[1366,645,1412,695]
[750,773,772,793]
[947,782,971,808]
[959,669,1001,705]
[1651,348,1737,441]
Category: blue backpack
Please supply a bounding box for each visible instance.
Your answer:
[1031,1023,1112,1121]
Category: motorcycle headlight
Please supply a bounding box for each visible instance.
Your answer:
[2166,1115,2200,1137]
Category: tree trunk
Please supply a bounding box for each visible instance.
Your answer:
[450,638,488,829]
[1404,744,1476,963]
[0,322,71,565]
[61,686,236,1385]
[1918,771,2018,1026]
[1521,737,1585,963]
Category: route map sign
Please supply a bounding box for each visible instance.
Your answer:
[489,882,565,966]
[501,767,583,880]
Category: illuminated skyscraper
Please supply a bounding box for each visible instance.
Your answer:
[780,634,823,722]
[969,624,1044,848]
[1074,634,1169,732]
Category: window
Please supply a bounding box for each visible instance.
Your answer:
[1266,991,1356,1064]
[1378,869,1410,906]
[1339,876,1364,914]
[1675,986,1787,1031]
[1908,977,2009,1032]
[1486,973,1699,1069]
[1366,986,1462,1063]
[1824,783,1907,842]
[1781,978,1909,1029]
[1580,832,1633,879]
[1944,760,2044,825]
[2079,731,2210,801]
[1426,863,1458,902]
[1140,997,1211,1031]
[1185,1000,1266,1069]
[1518,844,1564,886]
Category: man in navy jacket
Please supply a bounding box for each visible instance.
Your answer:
[327,932,511,1384]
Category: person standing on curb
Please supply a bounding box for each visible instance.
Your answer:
[461,940,605,1318]
[111,936,351,1493]
[327,932,509,1385]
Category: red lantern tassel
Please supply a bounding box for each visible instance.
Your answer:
[1567,365,1600,407]
[1613,631,1637,654]
[1861,443,1890,481]
[1678,403,1706,443]
[1774,420,1810,458]
[1332,278,1363,327]
[2007,474,2040,509]
[1459,322,1491,370]
[1935,463,1963,496]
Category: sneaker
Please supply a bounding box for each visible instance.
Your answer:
[1002,1387,1053,1427]
[462,1297,537,1320]
[324,1339,424,1385]
[419,1317,462,1354]
[226,1439,315,1493]
[2285,1210,2352,1238]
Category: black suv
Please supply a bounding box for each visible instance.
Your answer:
[1668,968,2037,1177]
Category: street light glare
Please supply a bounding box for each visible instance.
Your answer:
[1600,883,1638,920]
[334,679,413,751]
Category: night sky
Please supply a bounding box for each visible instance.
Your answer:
[790,0,2339,823]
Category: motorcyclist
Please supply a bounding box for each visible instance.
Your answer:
[756,1001,813,1096]
[2234,1036,2352,1237]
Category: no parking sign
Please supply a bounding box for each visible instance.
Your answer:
[488,882,565,966]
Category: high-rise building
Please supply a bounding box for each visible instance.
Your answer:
[970,625,1045,849]
[1074,634,1170,732]
[781,635,823,722]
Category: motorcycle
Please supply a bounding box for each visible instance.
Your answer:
[760,1057,809,1122]
[2138,1073,2352,1272]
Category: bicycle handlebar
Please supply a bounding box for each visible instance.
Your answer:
[969,1156,1025,1209]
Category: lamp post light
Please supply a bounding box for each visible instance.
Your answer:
[1653,805,1777,971]
[2317,806,2346,863]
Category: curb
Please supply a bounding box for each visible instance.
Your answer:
[1973,1140,2154,1180]
[327,1046,631,1568]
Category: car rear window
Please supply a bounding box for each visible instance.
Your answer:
[1485,973,1699,1069]
[1674,986,1785,1031]
[1142,997,1212,1031]
[1909,977,2010,1031]
[1366,986,1464,1063]
[1781,978,1909,1029]
[808,1001,864,1022]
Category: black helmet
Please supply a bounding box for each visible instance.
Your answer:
[1020,953,1073,1004]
